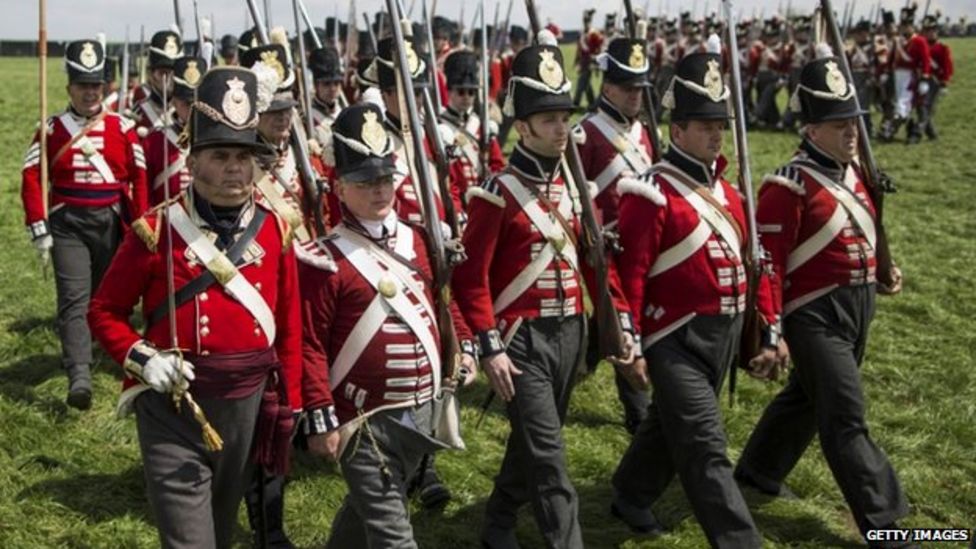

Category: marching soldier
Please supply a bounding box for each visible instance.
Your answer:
[734,53,911,546]
[452,41,637,549]
[750,19,786,129]
[576,35,657,434]
[143,55,204,206]
[609,52,780,547]
[920,13,953,140]
[848,19,878,137]
[218,34,239,66]
[132,30,183,136]
[881,4,931,144]
[102,56,121,111]
[298,102,476,549]
[734,20,756,125]
[308,46,345,147]
[21,39,148,410]
[439,49,506,203]
[573,9,602,108]
[781,16,815,131]
[654,20,683,120]
[496,25,530,147]
[87,66,302,548]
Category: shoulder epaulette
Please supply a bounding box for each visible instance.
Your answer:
[294,236,338,272]
[617,171,667,206]
[465,176,507,208]
[761,165,807,195]
[131,209,163,252]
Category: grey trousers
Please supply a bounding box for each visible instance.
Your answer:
[612,314,761,549]
[326,402,446,549]
[50,205,122,369]
[736,285,909,534]
[754,71,782,127]
[135,388,264,549]
[483,315,586,549]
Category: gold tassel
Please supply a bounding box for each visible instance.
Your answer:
[185,391,224,452]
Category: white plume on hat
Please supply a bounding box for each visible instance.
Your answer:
[252,61,281,114]
[269,26,292,63]
[95,32,107,50]
[200,17,212,40]
[815,42,834,59]
[706,33,722,54]
[169,23,182,37]
[537,29,558,46]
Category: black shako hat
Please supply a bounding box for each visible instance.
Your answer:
[503,44,574,120]
[304,27,328,50]
[444,50,480,89]
[372,36,428,90]
[238,28,260,54]
[148,30,183,69]
[662,52,730,121]
[64,40,106,84]
[309,47,344,82]
[921,13,940,30]
[900,3,917,26]
[173,56,207,101]
[789,55,865,123]
[509,25,529,43]
[599,37,652,88]
[103,56,118,83]
[331,103,396,183]
[219,34,238,57]
[190,67,265,152]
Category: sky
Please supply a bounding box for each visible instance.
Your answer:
[4,0,972,41]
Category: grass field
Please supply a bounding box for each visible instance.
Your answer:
[0,39,974,548]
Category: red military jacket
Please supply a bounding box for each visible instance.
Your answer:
[254,137,330,244]
[577,29,605,66]
[928,40,953,85]
[577,96,656,226]
[384,115,462,229]
[756,139,878,317]
[616,146,776,347]
[297,214,473,427]
[782,40,815,71]
[132,90,171,137]
[21,106,148,238]
[749,39,785,76]
[143,123,191,206]
[439,106,507,205]
[452,143,632,349]
[892,33,931,77]
[87,191,303,410]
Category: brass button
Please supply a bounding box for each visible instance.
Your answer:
[200,315,210,326]
[255,258,263,267]
[255,282,263,291]
[201,350,210,356]
[200,326,210,337]
[199,292,208,302]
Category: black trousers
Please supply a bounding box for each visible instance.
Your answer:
[612,314,761,549]
[736,285,909,535]
[754,71,782,127]
[586,318,649,434]
[573,67,596,108]
[483,314,586,549]
[50,205,122,369]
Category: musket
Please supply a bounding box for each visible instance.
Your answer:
[468,3,482,47]
[492,0,515,55]
[421,0,444,113]
[363,12,378,51]
[139,25,147,84]
[386,0,464,384]
[819,0,896,286]
[459,3,467,46]
[173,0,184,37]
[192,0,207,61]
[292,0,315,139]
[491,0,501,50]
[478,0,491,178]
[38,0,48,229]
[722,0,762,405]
[246,0,328,237]
[922,0,931,19]
[345,0,358,73]
[623,0,663,161]
[525,0,628,360]
[263,0,272,27]
[120,29,130,114]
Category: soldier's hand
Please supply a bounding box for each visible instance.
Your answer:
[33,235,53,267]
[481,352,523,402]
[308,431,342,462]
[143,352,196,393]
[748,340,790,381]
[877,265,904,296]
[459,352,478,388]
[617,357,650,391]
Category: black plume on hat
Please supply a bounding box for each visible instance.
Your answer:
[173,56,207,100]
[503,44,574,120]
[789,55,865,123]
[662,52,730,121]
[64,40,106,84]
[900,3,918,25]
[148,30,183,69]
[444,50,480,89]
[190,67,265,152]
[331,103,396,183]
[600,38,651,87]
[309,47,344,82]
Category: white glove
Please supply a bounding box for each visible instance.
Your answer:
[917,81,930,96]
[143,351,196,393]
[33,235,53,266]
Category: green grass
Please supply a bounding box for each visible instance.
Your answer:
[1,40,974,548]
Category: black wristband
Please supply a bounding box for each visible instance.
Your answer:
[478,329,505,357]
[304,406,340,435]
[761,320,782,349]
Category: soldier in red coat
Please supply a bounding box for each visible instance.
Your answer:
[298,103,476,548]
[454,41,637,549]
[143,56,205,206]
[88,66,302,548]
[576,35,657,434]
[132,30,183,138]
[21,40,148,410]
[881,4,932,143]
[573,9,602,108]
[920,14,953,140]
[751,19,787,128]
[735,55,911,543]
[609,52,783,547]
[496,25,530,147]
[781,15,815,131]
[439,50,506,205]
